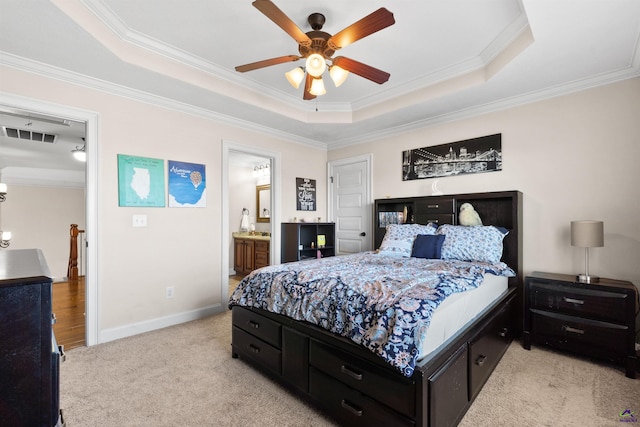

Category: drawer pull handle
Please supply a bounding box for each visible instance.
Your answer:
[340,365,363,381]
[563,297,584,305]
[341,399,363,417]
[498,327,508,338]
[428,219,439,224]
[249,344,260,353]
[476,355,487,366]
[562,325,585,335]
[427,204,439,209]
[248,320,260,329]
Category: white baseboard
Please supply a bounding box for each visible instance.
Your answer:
[99,303,225,344]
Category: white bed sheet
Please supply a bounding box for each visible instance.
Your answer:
[419,274,508,359]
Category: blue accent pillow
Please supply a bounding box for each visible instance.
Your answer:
[411,234,445,259]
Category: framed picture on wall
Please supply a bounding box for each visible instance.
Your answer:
[117,154,165,207]
[296,177,316,211]
[402,133,502,181]
[168,160,206,207]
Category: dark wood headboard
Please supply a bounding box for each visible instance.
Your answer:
[373,190,523,288]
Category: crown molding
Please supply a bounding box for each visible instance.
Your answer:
[327,67,640,150]
[3,47,638,154]
[0,52,327,150]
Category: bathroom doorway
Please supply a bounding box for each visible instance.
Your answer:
[221,141,280,301]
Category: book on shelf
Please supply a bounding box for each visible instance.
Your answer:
[378,211,405,228]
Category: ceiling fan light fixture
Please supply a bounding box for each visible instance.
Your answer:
[285,66,305,88]
[329,65,349,87]
[305,53,326,77]
[309,77,326,96]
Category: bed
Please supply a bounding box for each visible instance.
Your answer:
[229,190,523,427]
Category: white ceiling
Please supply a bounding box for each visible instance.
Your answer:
[1,0,639,175]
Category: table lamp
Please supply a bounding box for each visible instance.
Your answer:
[570,220,604,283]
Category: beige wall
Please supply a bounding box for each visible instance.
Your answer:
[0,65,327,339]
[0,184,85,279]
[2,64,638,344]
[329,77,640,288]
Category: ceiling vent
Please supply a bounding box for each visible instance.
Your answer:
[2,126,58,143]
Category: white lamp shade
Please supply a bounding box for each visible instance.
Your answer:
[1,231,11,241]
[309,77,326,96]
[305,54,326,77]
[285,67,305,88]
[571,220,604,247]
[329,65,349,87]
[0,183,6,193]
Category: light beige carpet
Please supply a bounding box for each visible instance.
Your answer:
[60,309,639,427]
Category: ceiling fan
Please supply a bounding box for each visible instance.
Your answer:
[235,0,395,100]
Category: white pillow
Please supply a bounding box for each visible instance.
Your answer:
[378,223,438,257]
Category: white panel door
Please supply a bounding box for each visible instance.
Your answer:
[329,156,372,254]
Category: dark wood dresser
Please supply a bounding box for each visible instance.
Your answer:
[0,249,64,426]
[523,271,638,378]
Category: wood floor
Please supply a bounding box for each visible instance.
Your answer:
[52,277,86,350]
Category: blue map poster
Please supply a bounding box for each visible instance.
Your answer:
[117,154,165,207]
[168,160,206,207]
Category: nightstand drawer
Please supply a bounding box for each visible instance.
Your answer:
[232,307,281,348]
[530,309,628,356]
[528,281,629,323]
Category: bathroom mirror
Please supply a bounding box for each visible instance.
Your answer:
[256,184,271,223]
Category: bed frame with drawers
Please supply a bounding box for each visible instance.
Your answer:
[231,190,523,427]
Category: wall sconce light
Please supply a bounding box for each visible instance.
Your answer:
[571,220,604,283]
[0,182,6,202]
[0,231,11,248]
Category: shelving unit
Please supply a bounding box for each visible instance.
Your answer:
[281,222,336,262]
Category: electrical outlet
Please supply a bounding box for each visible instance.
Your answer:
[166,286,174,298]
[133,214,147,227]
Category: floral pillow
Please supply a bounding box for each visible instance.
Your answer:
[378,223,438,257]
[436,224,508,263]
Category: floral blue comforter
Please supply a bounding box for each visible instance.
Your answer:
[228,252,515,377]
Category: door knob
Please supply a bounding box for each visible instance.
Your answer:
[360,232,366,236]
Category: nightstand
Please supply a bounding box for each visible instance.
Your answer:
[523,272,638,379]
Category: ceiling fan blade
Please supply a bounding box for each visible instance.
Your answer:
[235,55,300,72]
[303,73,316,100]
[252,0,312,47]
[327,8,395,51]
[332,56,390,84]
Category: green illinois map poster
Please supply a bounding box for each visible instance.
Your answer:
[117,154,165,207]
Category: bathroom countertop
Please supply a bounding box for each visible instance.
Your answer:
[232,232,271,241]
